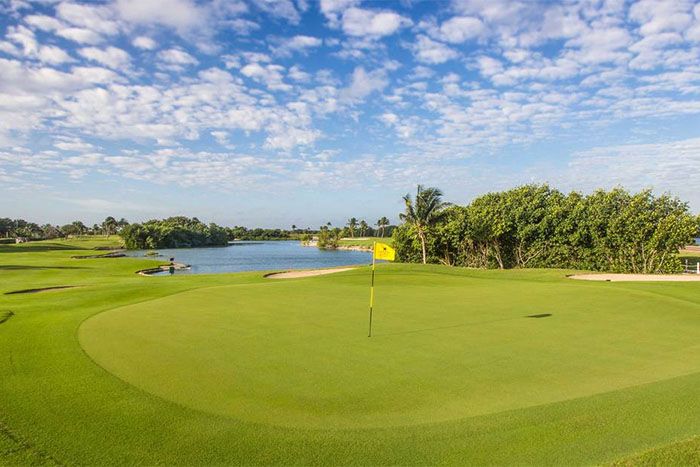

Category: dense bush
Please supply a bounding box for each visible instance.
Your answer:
[392,185,697,274]
[120,216,228,249]
[317,228,341,249]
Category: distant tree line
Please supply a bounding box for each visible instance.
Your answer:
[393,184,700,274]
[0,217,129,242]
[345,217,393,238]
[304,218,396,250]
[227,226,293,241]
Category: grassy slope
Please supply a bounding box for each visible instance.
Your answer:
[1,239,700,464]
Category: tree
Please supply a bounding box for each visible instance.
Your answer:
[102,216,118,236]
[359,220,368,236]
[0,218,13,237]
[41,224,62,239]
[346,217,358,237]
[376,217,390,237]
[317,227,341,249]
[399,185,450,264]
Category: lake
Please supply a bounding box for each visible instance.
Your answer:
[124,241,371,275]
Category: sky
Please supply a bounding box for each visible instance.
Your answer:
[1,0,700,228]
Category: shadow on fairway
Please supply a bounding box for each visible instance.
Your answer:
[0,243,88,254]
[0,265,88,271]
[0,310,13,324]
[378,313,553,336]
[5,286,77,295]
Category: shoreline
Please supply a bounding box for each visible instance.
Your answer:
[136,262,191,276]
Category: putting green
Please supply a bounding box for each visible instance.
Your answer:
[80,268,700,429]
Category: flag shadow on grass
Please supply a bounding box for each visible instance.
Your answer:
[375,314,553,337]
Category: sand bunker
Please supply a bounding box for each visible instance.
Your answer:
[569,274,700,282]
[265,267,357,279]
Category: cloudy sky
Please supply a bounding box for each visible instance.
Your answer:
[1,0,700,227]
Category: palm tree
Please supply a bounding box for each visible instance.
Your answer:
[399,185,450,264]
[376,216,390,237]
[102,216,118,236]
[359,220,368,236]
[346,217,358,237]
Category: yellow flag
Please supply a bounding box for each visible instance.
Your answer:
[373,242,396,261]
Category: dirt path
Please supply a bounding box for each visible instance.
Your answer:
[569,273,700,282]
[265,267,357,279]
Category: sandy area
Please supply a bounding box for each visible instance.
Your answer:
[569,273,700,282]
[265,267,357,279]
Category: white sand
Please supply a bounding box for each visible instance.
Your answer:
[265,267,357,279]
[569,273,700,282]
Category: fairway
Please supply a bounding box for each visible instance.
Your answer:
[81,268,700,430]
[3,240,700,465]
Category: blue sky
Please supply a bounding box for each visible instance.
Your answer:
[1,0,700,227]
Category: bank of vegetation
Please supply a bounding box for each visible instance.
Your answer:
[392,184,700,274]
[120,217,228,249]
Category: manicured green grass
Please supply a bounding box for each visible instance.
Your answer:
[1,238,700,464]
[338,236,392,248]
[612,436,700,466]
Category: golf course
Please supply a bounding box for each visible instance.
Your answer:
[2,237,700,464]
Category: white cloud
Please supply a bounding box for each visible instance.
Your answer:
[438,16,485,43]
[341,7,411,37]
[78,46,130,70]
[319,0,359,26]
[412,35,459,64]
[252,0,302,24]
[565,25,632,64]
[24,14,63,31]
[56,2,120,35]
[54,136,94,152]
[567,137,700,200]
[114,0,208,32]
[157,47,199,70]
[274,35,323,56]
[475,55,504,76]
[56,27,104,44]
[240,62,291,91]
[38,45,74,64]
[628,0,694,36]
[229,18,259,35]
[132,36,157,50]
[341,66,388,101]
[4,25,73,64]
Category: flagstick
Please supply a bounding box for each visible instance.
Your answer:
[368,241,376,337]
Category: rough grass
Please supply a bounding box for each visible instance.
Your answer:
[1,238,699,465]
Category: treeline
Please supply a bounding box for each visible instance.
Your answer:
[393,185,699,274]
[0,217,128,241]
[344,217,393,238]
[120,217,228,249]
[227,227,293,241]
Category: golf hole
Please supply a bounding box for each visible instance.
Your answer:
[526,313,552,318]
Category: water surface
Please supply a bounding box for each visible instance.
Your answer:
[125,241,370,275]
